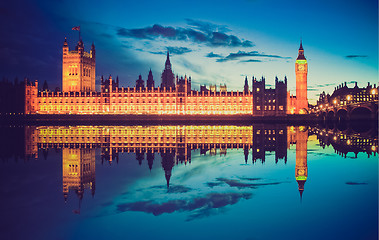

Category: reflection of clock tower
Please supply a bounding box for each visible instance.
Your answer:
[295,126,308,200]
[295,41,308,114]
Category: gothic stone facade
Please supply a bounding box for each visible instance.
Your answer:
[24,39,308,116]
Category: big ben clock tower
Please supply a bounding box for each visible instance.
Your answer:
[295,41,308,114]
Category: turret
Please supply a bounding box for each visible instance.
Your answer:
[147,69,154,88]
[109,75,113,92]
[90,42,95,58]
[63,37,68,56]
[76,39,84,55]
[297,40,306,60]
[161,51,175,88]
[244,76,249,94]
[165,50,171,70]
[136,74,145,90]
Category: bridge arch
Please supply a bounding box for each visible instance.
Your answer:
[336,109,348,122]
[350,107,372,121]
[320,111,327,122]
[326,110,335,122]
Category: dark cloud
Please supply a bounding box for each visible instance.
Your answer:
[214,177,283,189]
[206,182,224,188]
[308,152,334,157]
[117,192,252,220]
[117,21,253,48]
[205,52,224,58]
[345,55,368,59]
[345,182,368,185]
[216,51,290,62]
[150,185,192,193]
[240,59,263,63]
[239,177,262,181]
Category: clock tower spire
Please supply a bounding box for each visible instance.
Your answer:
[295,40,308,114]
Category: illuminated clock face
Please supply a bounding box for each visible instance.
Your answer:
[298,169,305,175]
[298,65,305,71]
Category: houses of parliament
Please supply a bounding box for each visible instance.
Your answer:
[24,37,309,116]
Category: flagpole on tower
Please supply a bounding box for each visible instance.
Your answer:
[72,26,81,42]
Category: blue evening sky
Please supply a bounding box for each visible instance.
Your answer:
[0,0,377,103]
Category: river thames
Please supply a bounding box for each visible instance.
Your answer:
[0,124,377,240]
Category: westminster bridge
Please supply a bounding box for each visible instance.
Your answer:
[310,82,378,122]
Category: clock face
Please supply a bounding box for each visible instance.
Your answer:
[298,169,305,175]
[298,65,305,71]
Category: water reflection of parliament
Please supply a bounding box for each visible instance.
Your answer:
[24,125,378,204]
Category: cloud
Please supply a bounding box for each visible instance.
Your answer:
[216,177,283,189]
[150,46,192,55]
[309,81,357,90]
[205,52,224,58]
[216,51,290,62]
[309,83,336,88]
[216,177,258,189]
[117,192,252,220]
[307,88,320,92]
[178,58,203,74]
[345,55,368,59]
[239,177,262,181]
[167,47,192,55]
[206,182,224,188]
[240,59,263,63]
[150,184,192,193]
[345,182,368,185]
[185,19,231,34]
[117,21,253,48]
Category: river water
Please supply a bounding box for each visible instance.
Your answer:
[0,124,377,240]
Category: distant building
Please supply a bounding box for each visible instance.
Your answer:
[317,81,377,106]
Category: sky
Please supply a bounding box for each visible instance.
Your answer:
[0,0,377,103]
